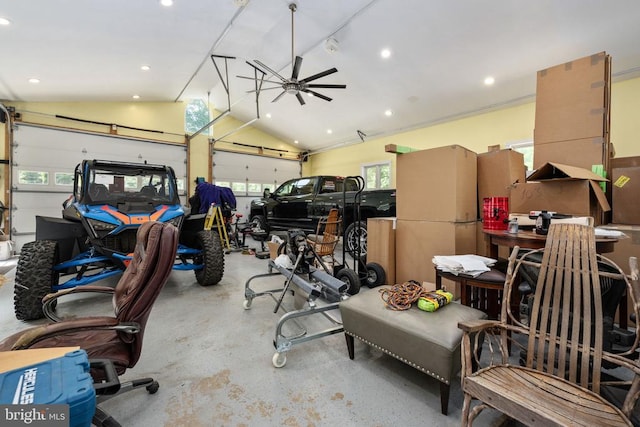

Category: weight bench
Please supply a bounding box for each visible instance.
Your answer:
[339,286,487,415]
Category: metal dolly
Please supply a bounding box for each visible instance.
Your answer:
[243,256,349,368]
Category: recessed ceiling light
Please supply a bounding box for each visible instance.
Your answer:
[380,48,391,59]
[132,95,140,99]
[326,129,333,135]
[28,78,40,84]
[294,140,299,144]
[0,17,11,26]
[160,0,173,7]
[265,113,272,119]
[484,76,495,86]
[384,109,393,117]
[141,65,150,71]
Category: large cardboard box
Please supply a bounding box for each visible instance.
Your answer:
[533,137,608,171]
[533,52,611,171]
[395,219,476,285]
[612,160,640,225]
[534,52,610,145]
[396,145,477,222]
[510,162,610,224]
[366,217,396,285]
[477,149,526,217]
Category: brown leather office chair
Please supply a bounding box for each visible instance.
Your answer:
[0,221,179,426]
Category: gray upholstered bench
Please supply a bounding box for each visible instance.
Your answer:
[339,286,487,415]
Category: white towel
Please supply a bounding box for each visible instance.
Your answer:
[432,254,497,277]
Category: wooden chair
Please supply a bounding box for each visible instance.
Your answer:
[306,208,341,269]
[458,223,640,426]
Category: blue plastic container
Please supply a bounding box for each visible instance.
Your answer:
[0,349,95,427]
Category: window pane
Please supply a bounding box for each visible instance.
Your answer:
[55,172,74,186]
[365,166,377,190]
[380,165,391,189]
[231,182,246,194]
[185,99,210,135]
[19,170,49,185]
[247,183,262,193]
[124,177,138,189]
[215,181,230,188]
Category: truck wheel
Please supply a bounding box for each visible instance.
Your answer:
[344,221,367,260]
[336,268,361,295]
[365,262,386,288]
[194,230,225,286]
[250,215,268,232]
[14,240,59,321]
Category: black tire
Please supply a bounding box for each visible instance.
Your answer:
[250,215,268,233]
[14,240,59,321]
[194,230,225,286]
[365,262,386,288]
[344,221,367,260]
[336,268,361,295]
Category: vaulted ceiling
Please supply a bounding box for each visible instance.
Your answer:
[1,0,639,152]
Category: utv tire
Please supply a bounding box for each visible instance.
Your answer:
[336,268,361,296]
[14,240,60,321]
[344,221,367,260]
[194,230,225,286]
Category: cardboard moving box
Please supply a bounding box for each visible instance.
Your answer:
[367,217,396,285]
[612,164,640,225]
[477,149,526,217]
[395,219,476,285]
[510,162,610,224]
[396,145,477,222]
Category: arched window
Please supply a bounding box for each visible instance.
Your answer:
[185,99,210,135]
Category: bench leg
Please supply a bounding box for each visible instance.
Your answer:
[440,382,450,415]
[345,334,355,360]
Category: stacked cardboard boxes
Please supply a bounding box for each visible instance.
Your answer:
[394,145,478,292]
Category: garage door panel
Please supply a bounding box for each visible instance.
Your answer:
[11,123,187,253]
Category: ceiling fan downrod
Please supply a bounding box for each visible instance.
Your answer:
[290,2,297,76]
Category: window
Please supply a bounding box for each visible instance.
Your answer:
[506,140,534,172]
[231,182,246,194]
[362,162,391,190]
[55,172,74,186]
[185,99,211,135]
[19,170,49,185]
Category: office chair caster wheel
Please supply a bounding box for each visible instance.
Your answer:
[146,381,159,394]
[243,299,252,310]
[272,352,286,368]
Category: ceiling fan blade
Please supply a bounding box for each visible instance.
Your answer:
[291,56,303,80]
[255,60,288,82]
[236,75,284,85]
[271,90,287,103]
[306,84,347,89]
[299,68,338,83]
[296,93,306,106]
[302,89,332,102]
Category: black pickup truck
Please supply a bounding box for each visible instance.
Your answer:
[249,175,396,257]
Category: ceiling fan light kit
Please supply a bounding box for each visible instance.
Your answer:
[239,1,346,105]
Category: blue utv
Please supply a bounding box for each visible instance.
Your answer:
[14,159,225,320]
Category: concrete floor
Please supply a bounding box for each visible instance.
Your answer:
[0,240,509,427]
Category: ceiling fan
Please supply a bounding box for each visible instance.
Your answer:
[239,2,346,105]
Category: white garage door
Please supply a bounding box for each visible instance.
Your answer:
[212,150,300,219]
[11,123,187,251]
